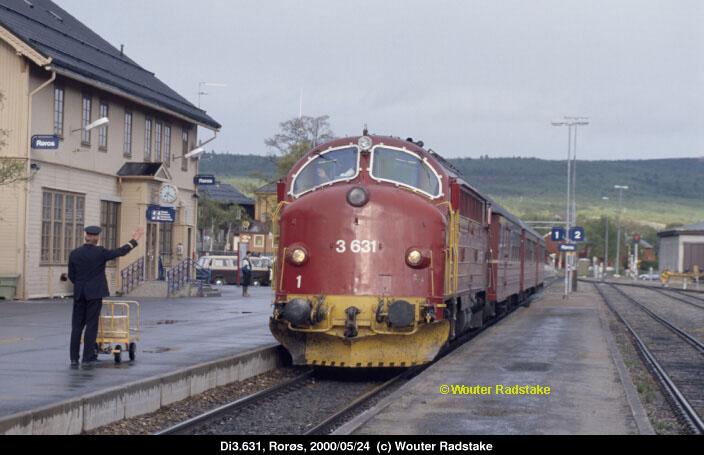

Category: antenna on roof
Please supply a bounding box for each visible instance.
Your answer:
[120,44,124,56]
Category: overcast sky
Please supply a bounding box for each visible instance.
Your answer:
[56,0,703,160]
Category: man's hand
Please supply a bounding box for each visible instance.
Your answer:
[132,227,145,241]
[60,273,68,282]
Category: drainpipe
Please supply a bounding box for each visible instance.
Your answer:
[21,69,56,299]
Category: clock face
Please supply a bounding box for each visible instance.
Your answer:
[160,184,178,203]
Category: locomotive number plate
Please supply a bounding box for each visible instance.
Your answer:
[335,239,378,253]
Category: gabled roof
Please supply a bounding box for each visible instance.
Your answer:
[200,183,254,206]
[255,182,277,194]
[0,0,220,129]
[117,162,170,180]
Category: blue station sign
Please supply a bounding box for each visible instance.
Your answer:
[194,174,216,185]
[550,227,566,242]
[146,205,176,223]
[559,243,577,252]
[569,226,585,242]
[31,135,60,150]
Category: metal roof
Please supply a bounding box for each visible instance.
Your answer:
[658,222,704,238]
[255,182,277,194]
[116,162,164,177]
[0,0,220,129]
[199,183,254,206]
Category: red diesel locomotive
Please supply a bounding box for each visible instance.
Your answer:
[269,134,545,367]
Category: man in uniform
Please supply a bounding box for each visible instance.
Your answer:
[63,225,144,367]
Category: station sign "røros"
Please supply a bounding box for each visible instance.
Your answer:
[31,135,60,150]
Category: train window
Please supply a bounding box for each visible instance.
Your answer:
[291,146,359,197]
[370,147,441,198]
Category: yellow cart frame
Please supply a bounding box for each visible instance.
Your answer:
[96,300,141,363]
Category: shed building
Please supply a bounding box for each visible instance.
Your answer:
[657,222,704,273]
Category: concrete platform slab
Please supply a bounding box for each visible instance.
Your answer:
[0,285,275,418]
[346,285,650,435]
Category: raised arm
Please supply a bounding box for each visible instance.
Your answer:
[102,227,145,262]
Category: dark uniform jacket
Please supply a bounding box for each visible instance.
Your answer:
[68,240,137,300]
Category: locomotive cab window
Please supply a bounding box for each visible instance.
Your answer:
[370,147,441,198]
[291,146,359,197]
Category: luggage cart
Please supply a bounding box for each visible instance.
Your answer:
[96,300,141,363]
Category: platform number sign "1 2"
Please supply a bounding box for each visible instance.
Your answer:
[550,227,565,242]
[570,227,585,242]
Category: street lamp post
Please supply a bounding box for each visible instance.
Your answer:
[602,196,609,281]
[614,185,629,276]
[552,117,589,297]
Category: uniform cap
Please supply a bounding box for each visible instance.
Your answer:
[85,226,102,235]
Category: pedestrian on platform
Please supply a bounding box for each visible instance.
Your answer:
[241,251,253,297]
[62,226,144,367]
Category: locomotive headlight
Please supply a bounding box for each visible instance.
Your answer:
[288,247,308,266]
[406,248,424,267]
[347,186,369,207]
[358,135,373,150]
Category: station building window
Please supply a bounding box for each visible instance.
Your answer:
[181,128,189,171]
[53,86,64,137]
[254,235,264,248]
[155,121,163,162]
[100,200,120,266]
[123,112,133,157]
[159,222,173,265]
[81,94,92,145]
[41,190,85,265]
[163,125,171,167]
[145,118,153,161]
[98,101,109,151]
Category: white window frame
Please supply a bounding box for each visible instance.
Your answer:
[289,144,361,198]
[368,144,444,199]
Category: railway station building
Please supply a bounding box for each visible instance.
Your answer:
[0,0,220,299]
[657,222,704,273]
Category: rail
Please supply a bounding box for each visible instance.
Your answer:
[120,256,145,295]
[166,258,195,297]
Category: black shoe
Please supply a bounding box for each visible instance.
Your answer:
[70,360,79,368]
[82,358,100,367]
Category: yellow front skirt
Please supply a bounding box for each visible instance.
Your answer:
[269,294,450,367]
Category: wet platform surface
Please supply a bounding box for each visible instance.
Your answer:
[352,284,644,435]
[0,286,275,417]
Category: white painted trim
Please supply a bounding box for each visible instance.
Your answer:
[289,144,361,198]
[368,145,443,199]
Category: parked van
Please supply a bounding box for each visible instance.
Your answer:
[196,255,238,285]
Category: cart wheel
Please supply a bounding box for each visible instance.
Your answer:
[114,345,122,364]
[129,342,137,361]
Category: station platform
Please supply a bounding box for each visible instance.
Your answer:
[343,283,654,435]
[0,286,275,419]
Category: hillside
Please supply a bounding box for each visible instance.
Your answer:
[199,152,704,227]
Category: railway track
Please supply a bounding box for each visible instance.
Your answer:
[155,368,412,435]
[595,283,704,434]
[156,280,559,435]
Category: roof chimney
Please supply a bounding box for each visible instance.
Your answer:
[120,44,124,56]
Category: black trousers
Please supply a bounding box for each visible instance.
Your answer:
[70,296,103,362]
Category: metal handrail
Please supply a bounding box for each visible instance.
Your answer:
[120,256,145,295]
[166,258,195,296]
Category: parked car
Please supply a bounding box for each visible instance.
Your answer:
[638,272,660,281]
[196,255,238,285]
[249,256,272,286]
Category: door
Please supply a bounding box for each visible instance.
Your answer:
[146,223,158,280]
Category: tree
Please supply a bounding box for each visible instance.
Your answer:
[0,90,27,186]
[264,115,334,177]
[197,197,246,252]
